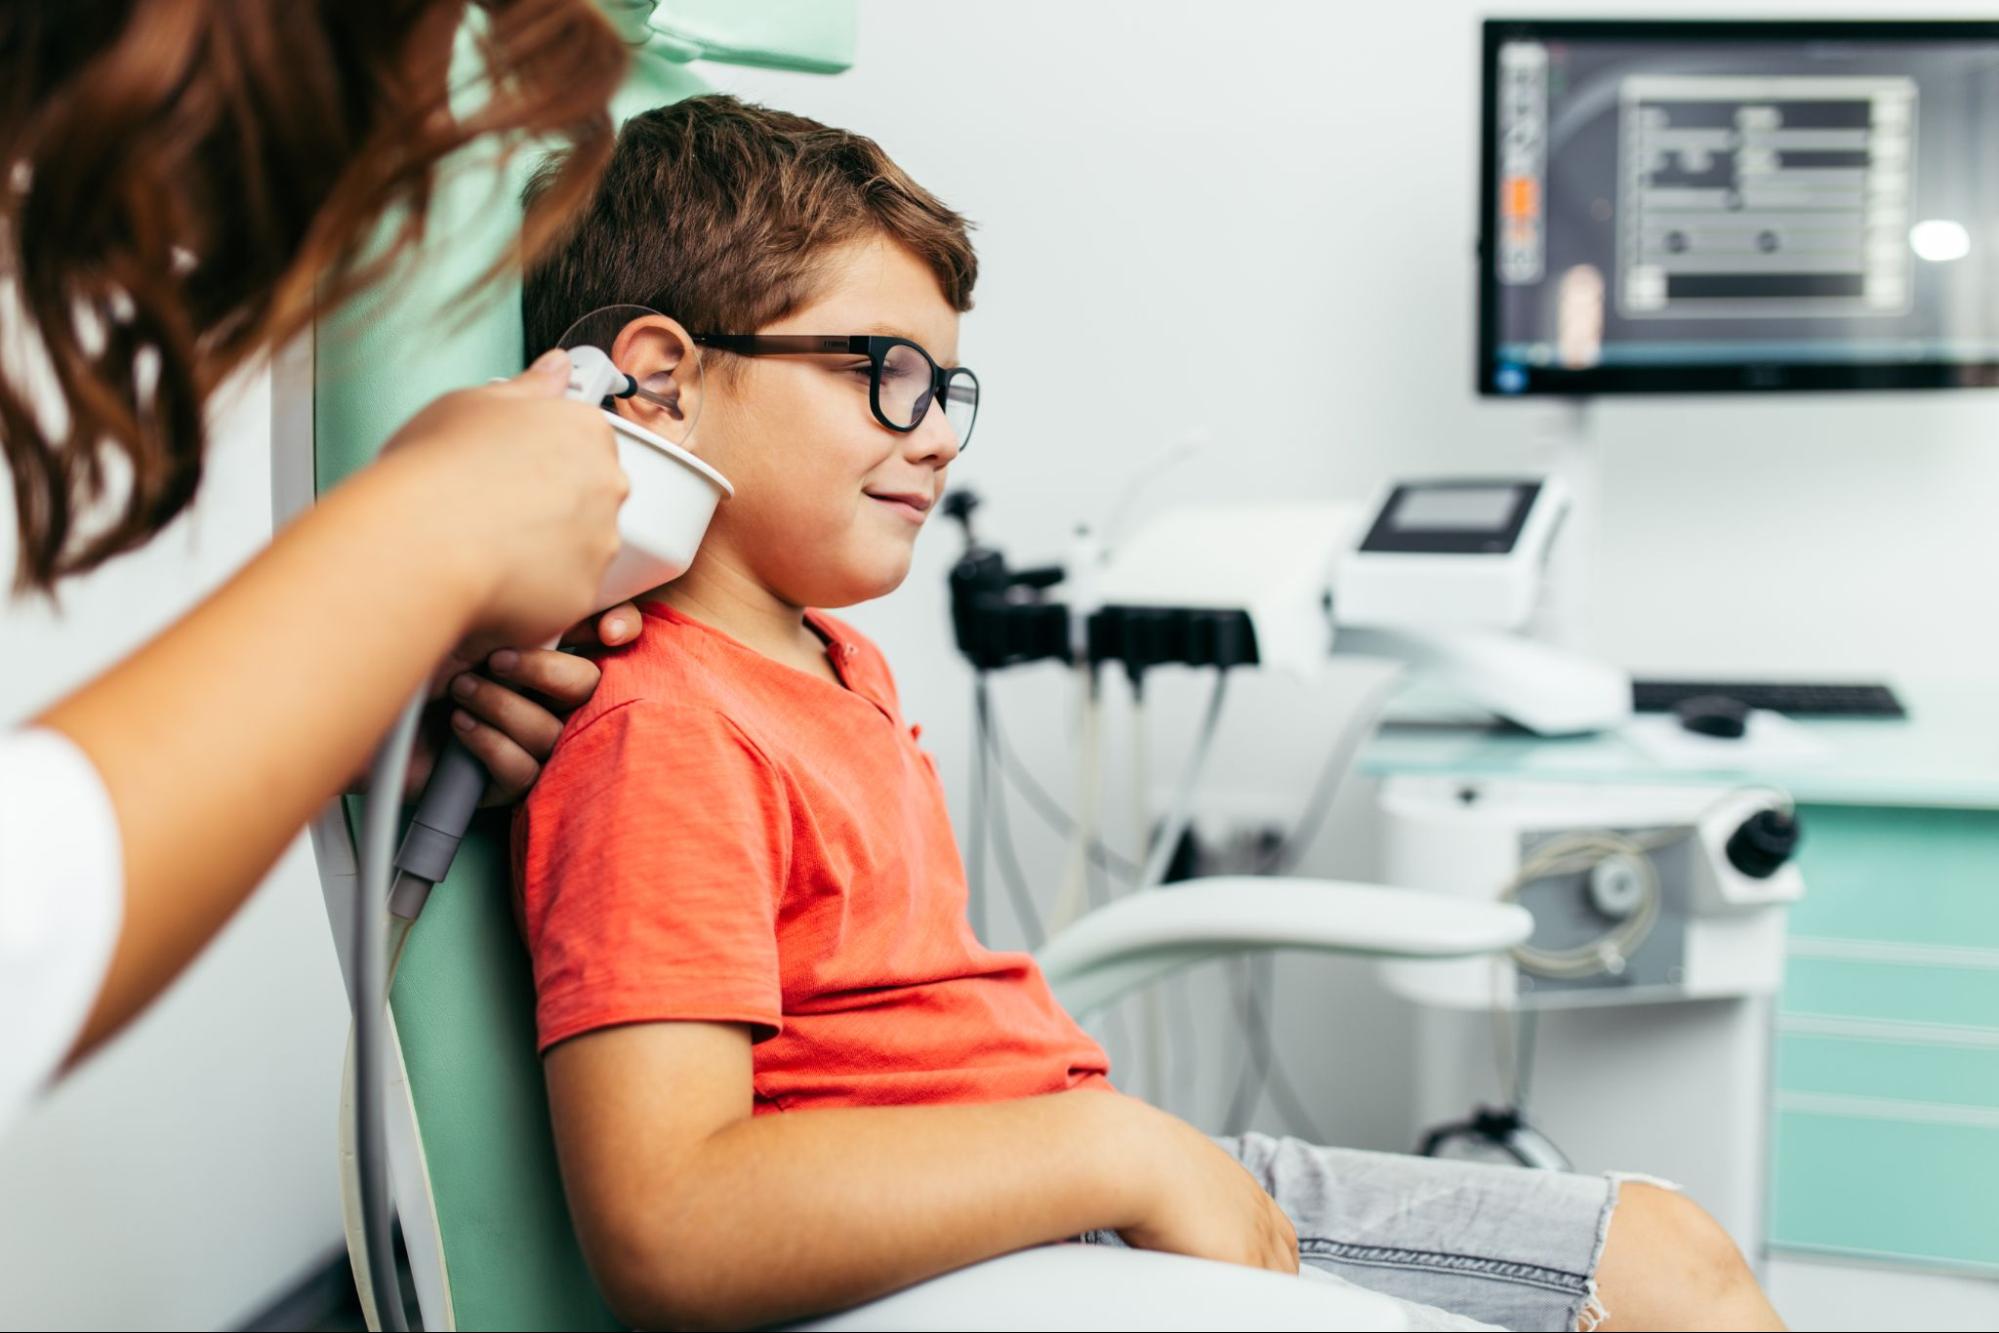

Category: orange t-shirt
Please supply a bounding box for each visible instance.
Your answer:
[512,601,1111,1113]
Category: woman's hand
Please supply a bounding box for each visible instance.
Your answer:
[362,349,647,805]
[373,348,631,656]
[404,603,644,805]
[47,354,638,1062]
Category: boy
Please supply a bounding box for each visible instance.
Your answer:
[513,95,1784,1333]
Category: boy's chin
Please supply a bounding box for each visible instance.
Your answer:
[788,550,914,609]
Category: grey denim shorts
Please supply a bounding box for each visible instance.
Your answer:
[1082,1132,1650,1332]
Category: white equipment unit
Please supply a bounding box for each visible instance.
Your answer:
[1375,776,1806,1259]
[1089,493,1630,735]
[1378,778,1802,1010]
[1092,501,1365,676]
[1326,474,1630,734]
[1334,476,1569,632]
[1332,624,1630,737]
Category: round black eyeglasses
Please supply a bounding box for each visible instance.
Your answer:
[690,333,979,450]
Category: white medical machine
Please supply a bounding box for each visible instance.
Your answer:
[1331,474,1630,736]
[1089,502,1356,678]
[946,477,1636,1128]
[1377,777,1805,1256]
[1076,475,1630,736]
[1334,476,1569,633]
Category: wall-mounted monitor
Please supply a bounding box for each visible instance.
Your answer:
[1479,20,1999,395]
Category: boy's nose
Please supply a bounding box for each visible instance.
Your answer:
[908,397,963,464]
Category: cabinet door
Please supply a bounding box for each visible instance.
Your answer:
[1769,805,1999,1273]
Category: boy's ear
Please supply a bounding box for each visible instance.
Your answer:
[609,313,705,445]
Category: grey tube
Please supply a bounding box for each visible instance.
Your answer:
[356,693,426,1333]
[387,741,487,918]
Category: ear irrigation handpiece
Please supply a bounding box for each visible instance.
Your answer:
[563,340,684,414]
[384,335,725,921]
[385,344,667,922]
[384,346,617,920]
[616,376,681,412]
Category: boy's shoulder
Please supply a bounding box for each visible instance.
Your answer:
[559,602,755,739]
[557,602,901,750]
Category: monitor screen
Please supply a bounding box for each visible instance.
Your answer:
[1358,481,1541,554]
[1478,20,1999,395]
[1391,487,1521,531]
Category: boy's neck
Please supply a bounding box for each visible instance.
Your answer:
[648,549,834,676]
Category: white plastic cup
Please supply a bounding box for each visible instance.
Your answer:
[594,411,733,610]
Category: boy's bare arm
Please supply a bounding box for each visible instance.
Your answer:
[545,1021,1297,1331]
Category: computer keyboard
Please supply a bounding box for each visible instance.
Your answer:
[1632,679,1906,718]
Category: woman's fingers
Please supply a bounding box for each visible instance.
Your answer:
[484,647,602,714]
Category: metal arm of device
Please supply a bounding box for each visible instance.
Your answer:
[1331,624,1632,737]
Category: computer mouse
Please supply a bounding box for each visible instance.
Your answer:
[1675,694,1750,740]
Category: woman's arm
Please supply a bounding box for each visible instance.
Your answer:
[39,360,627,1059]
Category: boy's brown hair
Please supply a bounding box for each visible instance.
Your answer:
[523,93,976,359]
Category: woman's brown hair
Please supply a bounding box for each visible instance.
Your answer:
[1,0,629,593]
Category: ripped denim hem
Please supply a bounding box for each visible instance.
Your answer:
[1574,1169,1685,1331]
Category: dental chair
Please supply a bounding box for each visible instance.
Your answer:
[273,6,1532,1328]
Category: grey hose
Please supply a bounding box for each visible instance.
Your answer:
[354,691,427,1333]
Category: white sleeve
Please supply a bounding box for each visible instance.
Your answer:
[0,727,124,1136]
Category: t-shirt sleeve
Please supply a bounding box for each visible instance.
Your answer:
[515,700,791,1052]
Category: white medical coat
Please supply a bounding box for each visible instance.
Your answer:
[0,727,123,1135]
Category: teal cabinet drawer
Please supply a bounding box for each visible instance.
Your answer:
[1788,805,1999,949]
[1770,1109,1999,1272]
[1781,956,1999,1029]
[1777,1032,1999,1108]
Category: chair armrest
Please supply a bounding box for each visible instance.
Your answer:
[1035,876,1531,1018]
[784,1243,1407,1331]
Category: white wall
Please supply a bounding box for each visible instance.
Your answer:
[0,368,350,1330]
[711,0,1999,1147]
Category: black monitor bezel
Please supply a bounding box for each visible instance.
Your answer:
[1475,18,1999,397]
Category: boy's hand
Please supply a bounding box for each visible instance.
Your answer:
[356,603,644,805]
[1114,1099,1300,1275]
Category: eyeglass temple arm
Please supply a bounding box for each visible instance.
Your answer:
[690,334,863,354]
